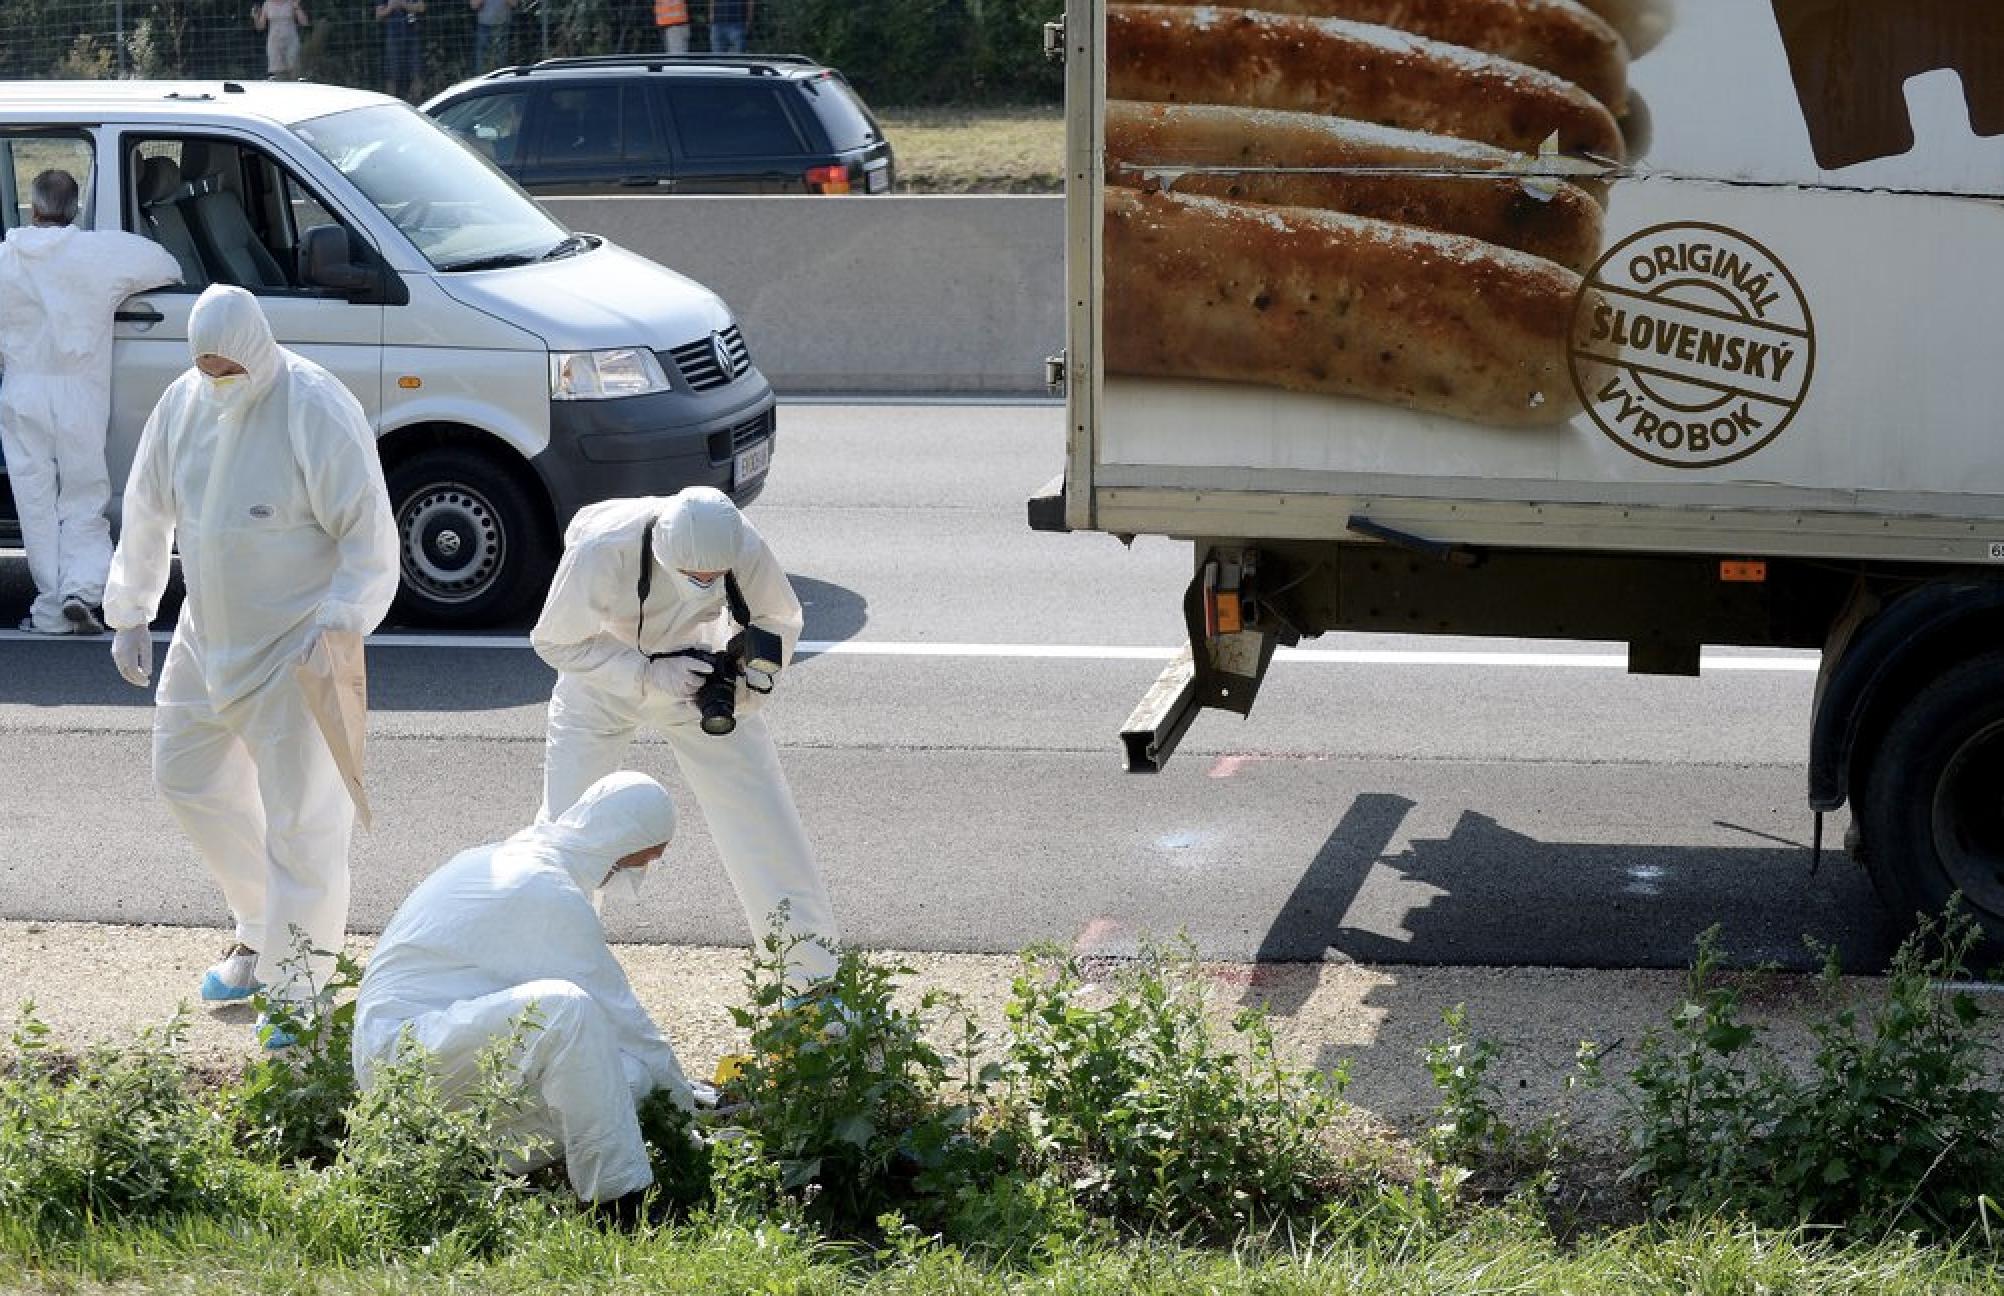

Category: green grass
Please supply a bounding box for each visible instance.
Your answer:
[876,107,1064,193]
[10,929,2004,1294]
[5,1210,2003,1295]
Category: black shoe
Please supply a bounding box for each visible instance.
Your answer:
[590,1189,651,1230]
[61,597,105,635]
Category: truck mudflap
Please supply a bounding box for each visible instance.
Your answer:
[1121,546,1285,772]
[1027,474,1068,533]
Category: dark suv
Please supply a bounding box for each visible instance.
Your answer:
[422,54,895,196]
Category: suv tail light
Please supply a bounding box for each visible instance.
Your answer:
[805,164,851,195]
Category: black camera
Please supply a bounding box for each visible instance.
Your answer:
[683,647,741,736]
[661,624,783,737]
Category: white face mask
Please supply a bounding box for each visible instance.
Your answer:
[684,574,719,592]
[202,371,250,406]
[599,863,650,907]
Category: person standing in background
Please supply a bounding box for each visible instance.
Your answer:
[253,0,310,79]
[655,0,691,54]
[0,169,181,637]
[469,0,513,72]
[373,0,427,100]
[708,0,750,51]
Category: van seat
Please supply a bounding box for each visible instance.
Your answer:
[137,156,208,288]
[178,140,289,290]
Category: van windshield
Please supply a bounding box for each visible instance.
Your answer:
[293,103,570,272]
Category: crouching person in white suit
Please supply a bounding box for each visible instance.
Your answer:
[353,771,698,1205]
[531,486,839,984]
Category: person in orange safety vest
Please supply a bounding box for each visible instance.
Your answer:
[656,0,690,53]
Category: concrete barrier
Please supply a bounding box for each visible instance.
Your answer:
[543,194,1064,395]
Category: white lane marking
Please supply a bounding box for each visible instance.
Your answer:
[777,394,1062,408]
[0,628,1822,670]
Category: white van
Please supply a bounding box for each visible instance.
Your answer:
[0,79,777,626]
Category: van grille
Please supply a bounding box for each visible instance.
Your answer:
[665,325,751,392]
[708,408,772,463]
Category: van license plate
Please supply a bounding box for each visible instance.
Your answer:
[734,439,771,487]
[866,167,890,194]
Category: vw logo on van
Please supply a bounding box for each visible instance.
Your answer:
[710,331,735,379]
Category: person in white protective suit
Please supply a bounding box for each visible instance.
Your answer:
[102,284,399,1028]
[354,771,699,1205]
[0,169,181,635]
[532,487,840,983]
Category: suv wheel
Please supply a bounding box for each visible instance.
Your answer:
[386,449,553,626]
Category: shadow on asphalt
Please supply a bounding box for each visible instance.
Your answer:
[791,574,869,648]
[1246,794,1903,1007]
[0,558,870,713]
[365,575,869,711]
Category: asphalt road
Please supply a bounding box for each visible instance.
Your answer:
[0,401,1898,971]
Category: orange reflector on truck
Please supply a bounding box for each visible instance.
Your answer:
[805,165,851,195]
[397,375,422,389]
[1720,560,1767,582]
[1214,590,1243,635]
[1202,560,1242,638]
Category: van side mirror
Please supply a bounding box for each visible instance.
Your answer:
[300,224,376,295]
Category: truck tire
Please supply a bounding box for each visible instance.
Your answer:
[385,449,553,627]
[1855,649,2004,951]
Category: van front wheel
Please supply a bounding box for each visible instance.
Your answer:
[386,450,552,627]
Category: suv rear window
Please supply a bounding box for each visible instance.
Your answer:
[797,75,880,153]
[664,81,806,159]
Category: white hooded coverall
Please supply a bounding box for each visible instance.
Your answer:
[102,285,399,1000]
[354,771,697,1203]
[0,223,181,631]
[532,488,840,981]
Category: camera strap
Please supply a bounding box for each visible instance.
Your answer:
[637,518,751,659]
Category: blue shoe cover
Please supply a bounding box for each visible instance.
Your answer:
[200,970,264,1002]
[256,1016,299,1050]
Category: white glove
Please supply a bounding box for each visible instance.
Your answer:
[646,654,712,699]
[301,625,362,666]
[111,626,153,688]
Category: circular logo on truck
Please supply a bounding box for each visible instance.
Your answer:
[1569,223,1814,469]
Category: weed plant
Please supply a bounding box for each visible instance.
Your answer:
[1424,1005,1604,1175]
[1000,942,1356,1239]
[715,927,1004,1235]
[0,1006,241,1233]
[224,944,364,1166]
[634,1086,714,1217]
[1624,905,2004,1239]
[1423,1003,1512,1169]
[304,1021,556,1256]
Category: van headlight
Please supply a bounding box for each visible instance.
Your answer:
[549,348,671,400]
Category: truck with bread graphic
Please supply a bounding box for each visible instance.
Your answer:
[1029,0,2004,946]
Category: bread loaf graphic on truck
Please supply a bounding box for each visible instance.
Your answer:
[1100,0,1662,427]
